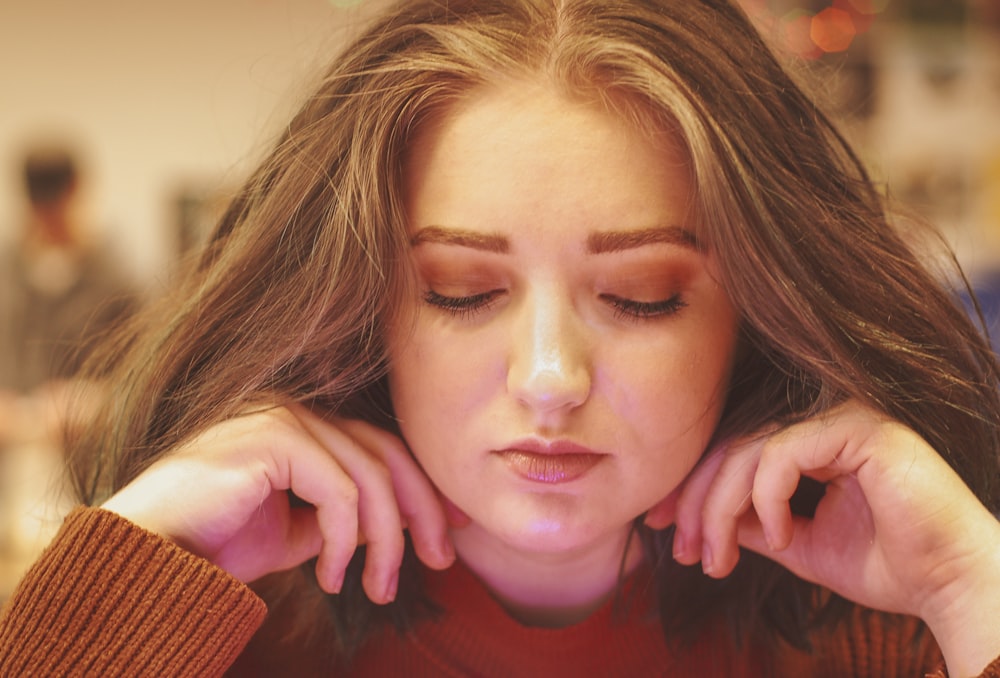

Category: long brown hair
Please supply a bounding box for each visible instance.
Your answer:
[70,0,1000,663]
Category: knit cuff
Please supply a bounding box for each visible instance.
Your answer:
[927,655,1000,678]
[0,506,267,677]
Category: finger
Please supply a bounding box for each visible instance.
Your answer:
[280,505,326,568]
[264,434,361,595]
[696,438,764,578]
[750,437,805,552]
[672,447,726,566]
[749,410,865,552]
[735,512,816,580]
[734,510,770,557]
[292,407,406,604]
[200,408,363,592]
[213,495,325,581]
[338,418,455,570]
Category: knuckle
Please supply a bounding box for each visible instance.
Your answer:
[337,480,360,509]
[370,457,392,482]
[758,435,782,462]
[751,483,770,511]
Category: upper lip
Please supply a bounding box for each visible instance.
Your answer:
[494,438,604,456]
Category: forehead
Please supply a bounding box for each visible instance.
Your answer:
[402,78,697,241]
[407,78,684,164]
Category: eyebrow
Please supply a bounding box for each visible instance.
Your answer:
[409,225,698,254]
[586,226,698,253]
[410,226,508,253]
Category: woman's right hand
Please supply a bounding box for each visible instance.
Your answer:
[101,405,455,604]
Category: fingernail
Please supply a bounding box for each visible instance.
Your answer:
[441,537,455,563]
[701,543,714,575]
[385,572,399,602]
[672,530,686,560]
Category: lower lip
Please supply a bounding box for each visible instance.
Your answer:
[496,450,604,483]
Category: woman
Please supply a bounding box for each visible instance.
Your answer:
[2,0,999,675]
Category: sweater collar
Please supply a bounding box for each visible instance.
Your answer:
[411,558,677,676]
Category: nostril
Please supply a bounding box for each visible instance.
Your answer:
[508,360,591,413]
[507,296,591,412]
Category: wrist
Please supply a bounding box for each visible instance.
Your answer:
[920,517,1000,677]
[100,482,181,545]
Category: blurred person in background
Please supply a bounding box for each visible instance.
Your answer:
[0,142,141,595]
[0,143,141,393]
[1,2,998,675]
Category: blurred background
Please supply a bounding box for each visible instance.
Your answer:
[0,0,998,599]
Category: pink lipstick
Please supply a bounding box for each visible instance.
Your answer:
[495,441,605,483]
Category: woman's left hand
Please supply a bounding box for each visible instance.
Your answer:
[646,400,1000,677]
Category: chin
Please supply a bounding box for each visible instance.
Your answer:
[500,526,598,555]
[489,509,623,555]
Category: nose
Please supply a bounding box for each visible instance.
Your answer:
[507,290,592,416]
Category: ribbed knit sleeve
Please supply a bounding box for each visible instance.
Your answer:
[979,656,1000,677]
[927,655,1000,678]
[0,506,267,677]
[770,602,1000,678]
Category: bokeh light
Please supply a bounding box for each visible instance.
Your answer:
[783,10,825,59]
[741,0,891,59]
[847,0,891,13]
[811,7,856,53]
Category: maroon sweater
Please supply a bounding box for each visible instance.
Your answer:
[1,508,998,677]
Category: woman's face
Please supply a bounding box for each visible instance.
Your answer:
[388,80,739,557]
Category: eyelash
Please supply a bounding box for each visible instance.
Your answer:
[423,289,687,320]
[423,290,503,318]
[600,293,688,320]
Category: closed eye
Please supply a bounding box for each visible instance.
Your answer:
[600,293,687,320]
[423,289,505,318]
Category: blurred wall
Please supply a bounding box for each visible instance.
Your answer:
[866,24,1000,276]
[0,0,382,289]
[743,1,1000,280]
[0,0,997,286]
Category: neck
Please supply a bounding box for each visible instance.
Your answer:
[450,521,644,627]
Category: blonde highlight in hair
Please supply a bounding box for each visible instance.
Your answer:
[70,0,1000,666]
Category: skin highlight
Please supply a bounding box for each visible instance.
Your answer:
[51,1,1000,673]
[389,79,736,624]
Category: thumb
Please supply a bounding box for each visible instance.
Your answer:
[736,513,825,588]
[735,513,772,558]
[214,503,324,582]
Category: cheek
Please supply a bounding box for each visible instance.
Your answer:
[605,323,736,475]
[618,353,730,501]
[387,321,496,438]
[613,332,733,420]
[387,335,436,424]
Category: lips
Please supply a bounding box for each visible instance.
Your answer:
[494,441,605,483]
